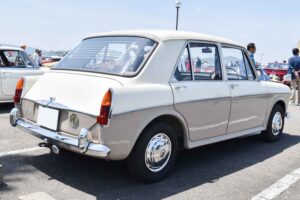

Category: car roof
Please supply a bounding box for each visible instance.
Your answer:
[0,46,23,51]
[84,30,242,47]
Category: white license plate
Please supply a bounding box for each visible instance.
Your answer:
[37,106,59,131]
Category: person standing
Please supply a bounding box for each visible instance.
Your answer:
[32,49,39,66]
[288,48,300,106]
[38,50,43,67]
[247,43,256,66]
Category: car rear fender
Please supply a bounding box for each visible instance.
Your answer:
[22,75,42,98]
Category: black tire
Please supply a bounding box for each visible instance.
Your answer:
[127,122,179,182]
[261,105,285,142]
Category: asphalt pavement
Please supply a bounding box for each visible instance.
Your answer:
[0,103,299,200]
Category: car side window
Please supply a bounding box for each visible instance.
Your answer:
[243,52,256,80]
[189,42,222,80]
[21,51,35,68]
[222,47,248,80]
[0,50,27,68]
[174,46,193,81]
[14,51,27,67]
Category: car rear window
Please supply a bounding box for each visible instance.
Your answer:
[266,63,289,69]
[54,36,157,76]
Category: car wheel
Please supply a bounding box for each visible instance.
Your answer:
[127,122,178,182]
[261,105,285,142]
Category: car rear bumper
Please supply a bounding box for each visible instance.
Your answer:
[9,108,110,158]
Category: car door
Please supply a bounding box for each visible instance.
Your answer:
[0,50,39,97]
[222,46,269,134]
[170,42,231,141]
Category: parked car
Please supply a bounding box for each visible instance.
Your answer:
[264,63,289,82]
[10,30,290,182]
[42,55,62,64]
[0,46,46,103]
[42,56,63,68]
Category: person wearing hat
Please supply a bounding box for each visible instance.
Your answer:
[20,45,27,51]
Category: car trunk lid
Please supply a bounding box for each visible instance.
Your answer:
[23,71,122,116]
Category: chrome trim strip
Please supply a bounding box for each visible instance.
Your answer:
[188,126,264,149]
[232,93,273,99]
[174,96,231,105]
[15,119,110,158]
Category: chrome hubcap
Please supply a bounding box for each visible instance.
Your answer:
[145,133,172,172]
[272,112,283,136]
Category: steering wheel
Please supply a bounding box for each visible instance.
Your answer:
[226,67,245,79]
[226,67,238,74]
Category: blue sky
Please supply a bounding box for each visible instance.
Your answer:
[1,0,299,64]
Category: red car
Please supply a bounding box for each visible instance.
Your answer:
[264,63,289,82]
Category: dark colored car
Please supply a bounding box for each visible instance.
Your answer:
[264,63,289,82]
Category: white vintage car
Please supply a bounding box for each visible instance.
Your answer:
[0,46,45,103]
[10,30,290,182]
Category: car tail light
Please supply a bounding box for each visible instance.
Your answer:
[14,78,24,104]
[97,89,112,126]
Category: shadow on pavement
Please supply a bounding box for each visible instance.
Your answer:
[0,103,14,115]
[1,133,300,199]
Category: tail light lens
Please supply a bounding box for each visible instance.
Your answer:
[14,78,24,104]
[97,89,112,126]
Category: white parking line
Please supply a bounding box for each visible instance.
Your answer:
[0,147,43,158]
[251,167,300,200]
[19,192,57,200]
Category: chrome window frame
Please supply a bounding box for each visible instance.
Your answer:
[242,51,257,81]
[220,44,259,82]
[170,40,225,83]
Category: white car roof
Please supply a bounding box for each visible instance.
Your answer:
[84,30,241,47]
[0,46,23,51]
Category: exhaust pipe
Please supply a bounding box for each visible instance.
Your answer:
[51,145,60,155]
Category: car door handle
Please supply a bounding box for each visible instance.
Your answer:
[174,85,187,90]
[230,83,239,89]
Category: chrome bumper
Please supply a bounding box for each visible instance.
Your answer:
[10,108,110,158]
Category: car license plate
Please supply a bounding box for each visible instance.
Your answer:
[37,106,59,131]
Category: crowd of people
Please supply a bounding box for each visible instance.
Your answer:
[248,43,300,106]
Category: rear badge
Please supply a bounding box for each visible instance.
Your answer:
[70,113,79,129]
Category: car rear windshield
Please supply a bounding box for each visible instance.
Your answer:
[54,36,157,76]
[266,63,289,69]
